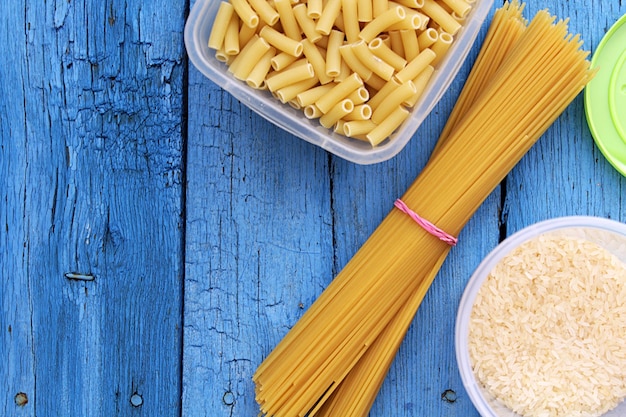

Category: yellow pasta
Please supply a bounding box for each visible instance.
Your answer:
[342,0,361,42]
[399,29,419,60]
[230,0,260,28]
[316,0,342,35]
[260,25,303,56]
[430,31,454,65]
[271,51,298,70]
[358,6,406,42]
[387,4,429,30]
[440,0,471,18]
[265,62,315,91]
[307,0,323,19]
[388,30,405,57]
[367,105,409,145]
[417,27,439,50]
[275,75,320,102]
[394,47,436,83]
[296,83,336,107]
[304,104,323,118]
[343,119,377,137]
[301,39,333,84]
[253,6,593,417]
[325,30,345,77]
[343,104,373,120]
[372,0,389,17]
[364,73,386,90]
[352,41,395,81]
[246,47,277,88]
[215,48,230,63]
[357,0,373,22]
[292,4,323,43]
[228,34,266,76]
[232,37,271,80]
[319,99,354,128]
[403,64,434,106]
[238,20,257,45]
[254,5,595,417]
[205,0,478,146]
[421,0,461,34]
[368,38,407,71]
[393,0,423,8]
[274,0,302,40]
[248,0,280,25]
[370,81,416,123]
[315,72,362,113]
[339,45,374,82]
[333,11,346,33]
[346,86,370,105]
[208,1,235,50]
[224,13,241,55]
[367,76,401,110]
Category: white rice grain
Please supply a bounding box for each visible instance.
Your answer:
[469,234,626,417]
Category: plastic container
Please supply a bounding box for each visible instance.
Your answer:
[184,0,494,164]
[455,216,626,417]
[584,13,626,177]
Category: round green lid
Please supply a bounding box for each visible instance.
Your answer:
[584,13,626,177]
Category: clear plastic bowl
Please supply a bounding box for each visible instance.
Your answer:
[184,0,494,164]
[455,216,626,417]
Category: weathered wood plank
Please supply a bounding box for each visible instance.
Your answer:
[1,1,186,415]
[183,72,335,415]
[504,1,626,232]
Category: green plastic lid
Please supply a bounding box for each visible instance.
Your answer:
[585,13,626,177]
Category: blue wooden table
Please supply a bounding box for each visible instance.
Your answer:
[2,1,625,416]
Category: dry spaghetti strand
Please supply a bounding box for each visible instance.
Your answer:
[254,5,595,417]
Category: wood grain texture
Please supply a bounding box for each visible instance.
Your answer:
[183,1,499,415]
[1,1,186,415]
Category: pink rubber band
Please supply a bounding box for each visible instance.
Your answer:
[394,199,458,246]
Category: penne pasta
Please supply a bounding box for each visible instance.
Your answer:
[352,41,395,81]
[421,0,462,34]
[232,35,272,80]
[260,25,304,56]
[224,13,241,55]
[325,29,344,78]
[357,0,373,22]
[292,4,323,43]
[208,2,235,50]
[246,47,277,88]
[399,29,419,60]
[417,27,439,50]
[315,72,362,113]
[394,47,436,83]
[274,0,302,40]
[339,45,374,82]
[319,99,354,127]
[366,105,409,145]
[265,62,315,91]
[359,6,406,42]
[230,0,260,28]
[371,80,416,123]
[248,0,280,25]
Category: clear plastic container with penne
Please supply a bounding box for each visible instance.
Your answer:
[184,0,493,164]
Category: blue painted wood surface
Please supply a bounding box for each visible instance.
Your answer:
[2,1,625,417]
[1,1,186,415]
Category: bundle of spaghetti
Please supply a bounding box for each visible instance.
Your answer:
[314,3,528,416]
[254,8,594,417]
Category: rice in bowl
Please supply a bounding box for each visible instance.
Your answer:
[469,234,626,417]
